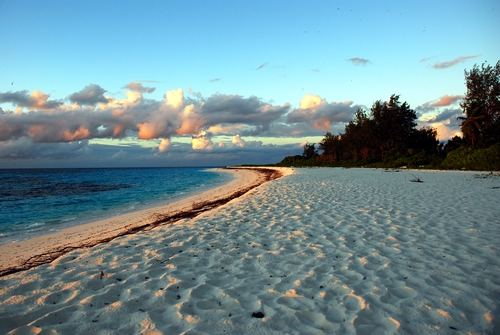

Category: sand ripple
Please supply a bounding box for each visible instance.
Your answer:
[1,168,499,334]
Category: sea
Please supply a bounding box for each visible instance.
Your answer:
[0,167,232,245]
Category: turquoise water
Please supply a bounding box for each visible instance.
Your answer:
[0,167,231,244]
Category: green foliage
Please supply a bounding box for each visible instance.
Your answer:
[318,132,343,162]
[478,119,500,148]
[443,136,466,154]
[371,95,418,158]
[441,144,500,171]
[459,60,500,148]
[276,155,305,166]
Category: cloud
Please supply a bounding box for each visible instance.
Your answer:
[0,85,292,145]
[420,54,443,63]
[1,83,354,165]
[0,137,90,160]
[430,94,464,107]
[417,94,464,116]
[431,55,481,69]
[416,96,464,140]
[191,131,213,150]
[287,94,361,131]
[421,108,463,124]
[256,62,268,70]
[165,88,184,109]
[209,78,221,83]
[136,89,190,141]
[418,108,463,141]
[231,134,245,147]
[111,149,129,160]
[0,137,305,168]
[347,57,370,66]
[68,84,109,105]
[158,138,172,153]
[176,104,204,136]
[200,94,290,134]
[0,90,63,109]
[123,82,156,93]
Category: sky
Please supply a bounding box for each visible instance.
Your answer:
[0,0,499,168]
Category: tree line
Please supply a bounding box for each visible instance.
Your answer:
[277,60,500,170]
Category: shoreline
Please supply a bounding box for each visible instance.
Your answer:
[0,167,293,277]
[0,167,235,247]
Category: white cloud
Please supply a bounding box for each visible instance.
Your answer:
[165,88,184,109]
[158,138,172,153]
[191,131,213,150]
[231,134,245,147]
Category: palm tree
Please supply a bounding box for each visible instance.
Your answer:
[457,104,484,148]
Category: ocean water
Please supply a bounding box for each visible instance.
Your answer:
[0,167,231,245]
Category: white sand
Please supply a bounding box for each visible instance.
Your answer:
[0,167,285,273]
[1,168,499,334]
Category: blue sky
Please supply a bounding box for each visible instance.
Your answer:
[0,0,498,168]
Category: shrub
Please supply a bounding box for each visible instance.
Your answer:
[442,144,500,170]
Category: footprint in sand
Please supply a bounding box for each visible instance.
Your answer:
[343,293,366,311]
[294,310,336,331]
[276,291,316,311]
[380,286,417,304]
[235,295,261,310]
[196,299,220,310]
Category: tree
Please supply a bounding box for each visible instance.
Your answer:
[278,95,440,168]
[457,103,484,147]
[460,60,500,147]
[371,95,417,158]
[343,108,375,160]
[302,143,318,160]
[410,127,440,155]
[443,135,466,154]
[318,132,343,162]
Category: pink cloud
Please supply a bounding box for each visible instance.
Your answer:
[430,95,464,107]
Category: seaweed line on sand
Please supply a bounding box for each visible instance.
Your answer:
[0,167,283,277]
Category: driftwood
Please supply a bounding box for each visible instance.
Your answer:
[0,168,282,277]
[409,174,423,183]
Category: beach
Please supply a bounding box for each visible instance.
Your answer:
[1,167,499,334]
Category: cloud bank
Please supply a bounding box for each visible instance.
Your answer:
[416,94,464,140]
[1,82,366,165]
[0,90,63,110]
